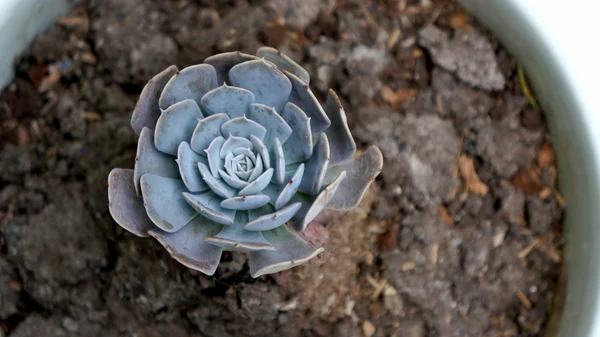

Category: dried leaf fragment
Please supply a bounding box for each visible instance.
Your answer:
[458,155,488,195]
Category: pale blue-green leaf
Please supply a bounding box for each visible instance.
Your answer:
[244,202,301,231]
[229,59,292,111]
[292,171,346,231]
[284,71,331,135]
[220,135,253,158]
[149,217,223,275]
[323,89,356,164]
[220,115,267,141]
[198,162,236,198]
[256,46,310,85]
[133,128,179,196]
[249,135,270,169]
[248,225,323,277]
[299,133,330,195]
[190,113,229,153]
[205,136,225,178]
[206,212,275,251]
[325,146,383,210]
[232,148,256,163]
[219,169,249,189]
[182,191,235,225]
[177,142,209,193]
[201,84,255,118]
[159,64,218,110]
[204,51,259,85]
[248,103,292,149]
[221,195,270,210]
[239,168,273,196]
[272,138,285,184]
[275,163,304,210]
[248,154,264,182]
[281,102,312,164]
[108,169,154,237]
[140,173,197,232]
[154,99,204,155]
[131,65,178,134]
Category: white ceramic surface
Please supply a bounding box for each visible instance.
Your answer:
[0,0,75,90]
[460,0,600,336]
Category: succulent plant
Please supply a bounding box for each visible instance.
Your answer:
[108,47,383,277]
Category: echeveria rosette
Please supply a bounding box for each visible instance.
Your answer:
[108,47,383,278]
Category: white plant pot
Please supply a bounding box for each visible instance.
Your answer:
[460,1,600,336]
[1,0,599,336]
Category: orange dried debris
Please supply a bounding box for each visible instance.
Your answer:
[458,155,489,195]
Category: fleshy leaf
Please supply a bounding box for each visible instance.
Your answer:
[220,135,253,158]
[177,142,209,193]
[256,47,310,85]
[149,217,223,275]
[244,202,302,231]
[198,162,236,198]
[323,89,356,164]
[131,65,178,134]
[140,173,197,233]
[281,103,312,164]
[249,135,270,169]
[108,169,154,237]
[220,115,267,141]
[284,71,331,135]
[204,51,259,85]
[248,104,292,148]
[275,163,304,210]
[299,133,330,195]
[272,138,285,185]
[229,59,292,111]
[201,84,255,118]
[325,146,383,210]
[248,225,324,277]
[159,64,218,110]
[247,154,264,182]
[154,99,204,155]
[205,137,225,178]
[183,191,235,225]
[133,128,179,196]
[292,171,347,231]
[239,168,274,196]
[190,113,229,153]
[221,195,271,210]
[206,212,275,251]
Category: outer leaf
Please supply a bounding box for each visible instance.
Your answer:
[140,173,197,233]
[221,195,271,210]
[325,146,383,210]
[131,65,178,134]
[149,217,223,275]
[154,99,204,155]
[108,169,154,237]
[256,47,310,85]
[248,104,292,149]
[244,202,302,231]
[281,102,312,164]
[229,59,292,112]
[292,171,347,231]
[248,225,324,277]
[323,89,356,164]
[284,71,331,135]
[183,191,235,225]
[190,113,229,153]
[204,51,259,85]
[272,138,285,185]
[299,133,330,195]
[205,136,225,178]
[206,212,275,251]
[159,64,218,110]
[133,128,179,196]
[201,84,255,118]
[177,142,209,192]
[220,116,267,141]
